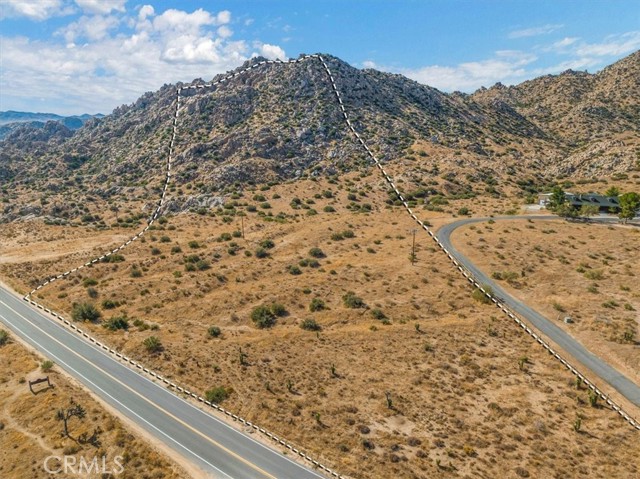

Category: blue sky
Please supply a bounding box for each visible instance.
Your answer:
[1,0,638,115]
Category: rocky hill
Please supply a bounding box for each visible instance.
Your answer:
[1,52,639,222]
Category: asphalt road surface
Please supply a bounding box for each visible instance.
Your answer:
[0,286,327,479]
[437,215,640,407]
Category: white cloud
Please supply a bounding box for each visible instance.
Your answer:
[0,6,286,115]
[153,8,216,34]
[509,23,563,39]
[575,31,640,57]
[74,0,126,15]
[369,50,537,92]
[0,0,71,21]
[138,4,154,21]
[216,10,231,25]
[217,25,233,39]
[257,43,286,60]
[58,14,120,42]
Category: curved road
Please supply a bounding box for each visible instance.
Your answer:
[0,286,327,479]
[437,215,640,407]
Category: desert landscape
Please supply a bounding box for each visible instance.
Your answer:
[1,8,639,477]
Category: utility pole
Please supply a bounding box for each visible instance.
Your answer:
[409,228,417,265]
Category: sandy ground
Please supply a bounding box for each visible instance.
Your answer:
[2,174,639,479]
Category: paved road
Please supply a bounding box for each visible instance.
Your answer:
[0,286,326,479]
[437,215,640,407]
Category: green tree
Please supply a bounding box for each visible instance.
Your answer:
[604,186,620,197]
[555,202,578,219]
[619,192,640,223]
[547,186,566,211]
[578,204,599,219]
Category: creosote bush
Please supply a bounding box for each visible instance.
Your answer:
[103,316,129,331]
[300,318,322,331]
[309,247,325,258]
[309,298,326,312]
[71,302,101,322]
[0,329,8,346]
[208,326,222,338]
[41,360,54,372]
[143,336,162,353]
[343,291,365,309]
[205,386,230,404]
[251,303,286,328]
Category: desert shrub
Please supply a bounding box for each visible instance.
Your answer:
[308,247,325,258]
[150,247,161,255]
[330,232,344,241]
[185,263,196,272]
[101,299,119,309]
[102,254,124,263]
[196,259,210,271]
[171,246,182,254]
[288,265,302,275]
[260,239,275,249]
[323,205,336,213]
[143,336,162,353]
[458,207,470,215]
[71,302,101,322]
[130,267,143,278]
[0,329,8,346]
[342,229,355,238]
[188,240,200,249]
[250,305,276,328]
[255,247,269,258]
[472,288,492,304]
[343,291,365,308]
[584,269,604,280]
[205,386,230,404]
[41,360,54,372]
[300,318,321,331]
[82,278,98,287]
[218,232,232,241]
[184,254,200,263]
[160,236,171,243]
[207,326,222,338]
[309,298,326,312]
[86,287,98,299]
[270,303,287,317]
[103,316,129,331]
[371,308,386,320]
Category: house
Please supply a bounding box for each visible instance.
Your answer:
[537,192,620,213]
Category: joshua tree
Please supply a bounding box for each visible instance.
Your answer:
[56,401,86,438]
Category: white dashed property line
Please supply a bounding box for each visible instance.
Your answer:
[22,51,639,473]
[22,53,348,477]
[315,55,640,432]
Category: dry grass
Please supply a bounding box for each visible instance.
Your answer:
[452,219,640,404]
[0,338,188,479]
[2,174,639,479]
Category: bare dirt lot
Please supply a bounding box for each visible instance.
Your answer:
[2,175,639,479]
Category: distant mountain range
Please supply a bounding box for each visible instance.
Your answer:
[0,110,104,139]
[1,51,638,222]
